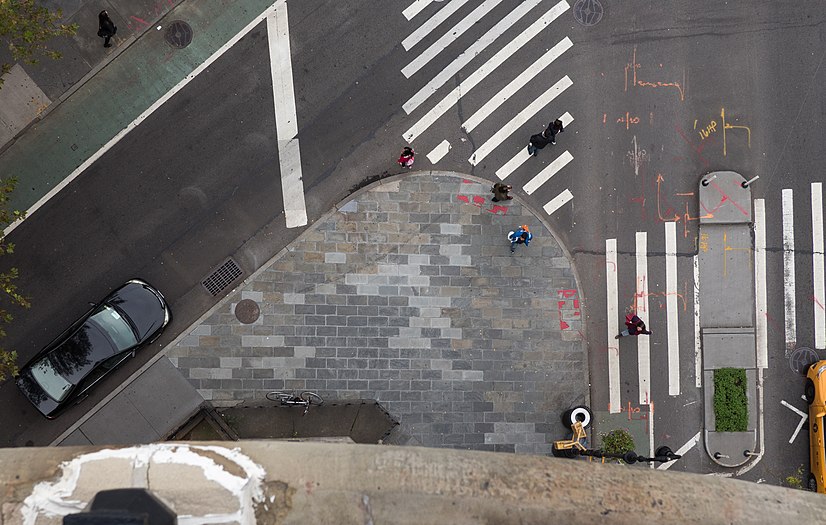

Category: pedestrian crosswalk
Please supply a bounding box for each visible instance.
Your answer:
[400,0,576,218]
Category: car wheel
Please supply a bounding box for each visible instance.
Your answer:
[561,405,592,429]
[809,474,818,492]
[806,379,816,404]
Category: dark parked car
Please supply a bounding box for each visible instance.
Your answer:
[16,279,171,419]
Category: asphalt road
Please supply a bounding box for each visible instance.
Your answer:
[2,0,825,486]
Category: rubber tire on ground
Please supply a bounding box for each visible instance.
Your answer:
[300,391,324,405]
[266,391,293,403]
[551,446,578,459]
[809,474,818,492]
[806,379,816,404]
[561,405,592,429]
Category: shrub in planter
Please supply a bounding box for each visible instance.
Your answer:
[600,428,635,463]
[713,368,748,432]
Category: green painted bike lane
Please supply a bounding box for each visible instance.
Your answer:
[0,0,281,223]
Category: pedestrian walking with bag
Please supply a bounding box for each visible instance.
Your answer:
[398,146,415,168]
[98,10,117,48]
[615,312,652,338]
[508,225,532,253]
[527,129,552,157]
[491,182,513,202]
[546,119,564,144]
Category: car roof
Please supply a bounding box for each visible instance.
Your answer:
[46,321,117,385]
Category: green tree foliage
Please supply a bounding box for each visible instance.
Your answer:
[0,177,28,381]
[713,368,748,432]
[0,0,78,87]
[599,428,635,463]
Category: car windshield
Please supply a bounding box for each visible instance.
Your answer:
[89,305,137,352]
[29,356,73,402]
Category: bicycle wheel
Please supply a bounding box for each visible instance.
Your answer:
[266,391,294,403]
[300,391,324,406]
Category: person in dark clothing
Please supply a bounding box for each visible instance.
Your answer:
[491,182,513,202]
[615,313,652,338]
[546,119,564,144]
[527,129,552,156]
[98,10,117,48]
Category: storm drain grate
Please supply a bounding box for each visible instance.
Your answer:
[573,0,603,26]
[202,258,243,296]
[165,20,193,48]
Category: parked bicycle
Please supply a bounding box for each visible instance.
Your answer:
[265,391,324,415]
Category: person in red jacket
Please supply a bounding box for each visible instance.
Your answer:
[615,313,652,338]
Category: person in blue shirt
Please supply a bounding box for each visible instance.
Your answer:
[508,225,532,253]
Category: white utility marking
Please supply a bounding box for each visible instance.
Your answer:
[665,222,680,396]
[523,150,572,195]
[606,239,621,414]
[813,183,825,349]
[781,399,808,444]
[3,0,288,238]
[426,140,451,163]
[403,0,546,113]
[656,431,701,470]
[403,8,569,142]
[403,0,470,50]
[636,231,651,406]
[693,254,702,386]
[268,4,306,228]
[782,189,796,355]
[542,189,572,215]
[469,76,572,165]
[403,0,435,20]
[754,199,768,369]
[495,112,573,180]
[401,0,506,78]
[462,36,573,133]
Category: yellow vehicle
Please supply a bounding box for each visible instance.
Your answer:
[806,360,826,492]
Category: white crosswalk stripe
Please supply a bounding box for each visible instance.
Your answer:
[403,0,471,50]
[812,183,825,349]
[782,189,796,355]
[495,112,573,180]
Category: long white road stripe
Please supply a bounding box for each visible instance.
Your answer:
[426,140,451,163]
[813,183,825,349]
[656,431,701,470]
[782,189,796,355]
[636,232,651,405]
[268,4,306,228]
[470,76,573,165]
[403,0,470,50]
[403,0,434,20]
[665,222,680,396]
[693,254,702,386]
[606,239,621,414]
[403,0,546,112]
[523,150,572,195]
[495,112,573,180]
[542,189,572,215]
[403,7,569,142]
[462,36,573,132]
[755,199,768,368]
[401,0,506,79]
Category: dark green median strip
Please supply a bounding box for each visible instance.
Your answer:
[713,368,748,432]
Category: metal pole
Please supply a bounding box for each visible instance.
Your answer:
[701,174,717,187]
[741,175,759,188]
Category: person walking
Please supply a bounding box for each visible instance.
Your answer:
[398,146,415,168]
[546,119,564,144]
[508,225,532,253]
[615,312,652,338]
[98,10,117,48]
[491,182,513,202]
[527,129,552,156]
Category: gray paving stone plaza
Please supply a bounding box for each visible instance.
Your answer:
[168,173,588,454]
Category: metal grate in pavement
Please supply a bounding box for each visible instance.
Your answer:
[202,258,243,296]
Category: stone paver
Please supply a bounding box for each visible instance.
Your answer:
[168,173,588,454]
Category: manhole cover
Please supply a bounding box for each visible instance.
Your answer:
[573,0,603,26]
[790,347,819,375]
[235,299,260,324]
[165,20,193,48]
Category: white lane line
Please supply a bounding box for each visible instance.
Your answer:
[813,183,825,349]
[781,399,808,444]
[469,75,573,166]
[495,112,573,180]
[267,4,306,228]
[462,36,573,133]
[3,0,288,238]
[403,0,545,112]
[656,431,700,470]
[636,231,651,405]
[782,189,796,355]
[401,0,506,79]
[693,254,702,386]
[523,150,572,195]
[426,140,451,163]
[403,7,569,142]
[403,0,470,50]
[665,222,679,396]
[403,0,434,20]
[606,239,621,414]
[755,199,768,369]
[542,189,572,215]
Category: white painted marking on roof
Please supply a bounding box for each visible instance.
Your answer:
[813,183,825,349]
[782,189,796,355]
[606,238,621,414]
[268,4,306,228]
[3,0,287,238]
[495,112,573,180]
[426,140,451,163]
[665,222,679,396]
[636,231,651,406]
[523,150,572,195]
[403,0,435,20]
[542,189,572,215]
[656,431,700,470]
[693,254,702,386]
[403,0,471,50]
[754,199,768,369]
[462,36,572,133]
[402,0,506,78]
[781,399,808,444]
[469,76,573,165]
